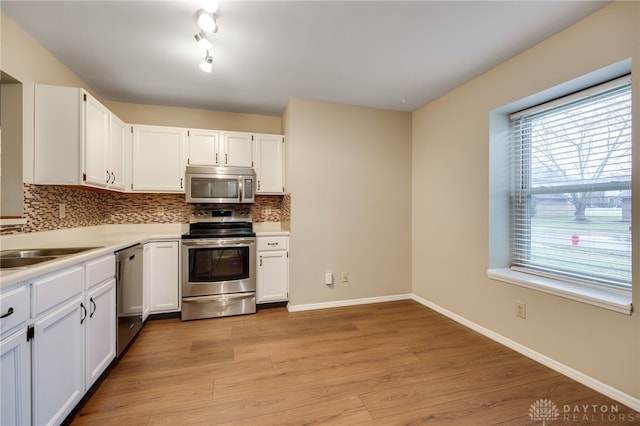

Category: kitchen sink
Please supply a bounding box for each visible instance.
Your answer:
[0,247,101,269]
[1,247,100,258]
[1,256,58,269]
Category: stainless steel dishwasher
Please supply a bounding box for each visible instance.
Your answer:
[115,244,143,357]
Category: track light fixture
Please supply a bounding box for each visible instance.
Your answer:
[194,32,212,52]
[199,51,213,73]
[194,1,220,73]
[198,10,218,33]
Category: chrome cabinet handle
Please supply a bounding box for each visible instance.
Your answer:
[0,307,14,319]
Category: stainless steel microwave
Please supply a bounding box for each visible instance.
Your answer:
[185,165,255,204]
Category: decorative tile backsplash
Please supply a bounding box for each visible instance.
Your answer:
[8,184,290,233]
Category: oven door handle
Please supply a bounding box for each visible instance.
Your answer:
[182,293,255,303]
[182,239,255,247]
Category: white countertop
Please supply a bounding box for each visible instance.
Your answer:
[0,222,289,289]
[253,222,290,236]
[0,223,187,289]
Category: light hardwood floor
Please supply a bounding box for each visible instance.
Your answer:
[69,301,639,425]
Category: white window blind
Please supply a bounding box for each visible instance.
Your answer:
[510,77,632,289]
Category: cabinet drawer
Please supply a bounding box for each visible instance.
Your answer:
[32,266,84,317]
[257,236,288,251]
[0,285,29,339]
[85,254,115,289]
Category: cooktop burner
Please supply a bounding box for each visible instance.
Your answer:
[181,208,255,239]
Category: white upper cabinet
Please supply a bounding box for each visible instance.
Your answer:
[187,129,220,166]
[131,124,187,192]
[222,132,254,168]
[108,115,129,191]
[34,84,127,191]
[254,133,285,194]
[187,130,254,167]
[83,95,110,187]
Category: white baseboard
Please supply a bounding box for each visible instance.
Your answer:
[286,293,412,312]
[411,294,640,412]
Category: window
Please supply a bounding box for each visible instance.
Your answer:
[510,76,632,290]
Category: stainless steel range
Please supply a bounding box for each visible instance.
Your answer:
[181,208,256,321]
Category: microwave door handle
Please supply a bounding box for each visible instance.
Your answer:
[238,178,243,202]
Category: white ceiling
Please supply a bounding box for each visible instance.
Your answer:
[2,1,609,117]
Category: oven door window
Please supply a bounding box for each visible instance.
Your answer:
[191,177,239,199]
[188,246,250,282]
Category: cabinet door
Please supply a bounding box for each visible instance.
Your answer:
[257,250,289,303]
[0,329,31,426]
[109,114,128,191]
[222,132,254,167]
[188,129,220,166]
[34,84,83,185]
[147,241,180,313]
[83,93,111,188]
[32,297,84,426]
[85,279,116,389]
[255,134,284,194]
[132,125,187,192]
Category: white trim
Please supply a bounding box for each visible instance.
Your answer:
[411,294,640,412]
[487,268,632,315]
[286,293,412,312]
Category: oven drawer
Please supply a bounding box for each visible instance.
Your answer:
[181,292,256,321]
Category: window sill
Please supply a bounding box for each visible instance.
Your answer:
[487,268,632,315]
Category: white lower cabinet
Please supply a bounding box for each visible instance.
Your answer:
[256,236,289,303]
[84,278,116,388]
[1,328,31,426]
[19,254,116,426]
[1,283,31,426]
[32,296,85,426]
[144,241,180,314]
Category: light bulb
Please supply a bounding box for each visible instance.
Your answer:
[194,32,212,52]
[200,52,213,72]
[202,0,218,14]
[198,10,218,33]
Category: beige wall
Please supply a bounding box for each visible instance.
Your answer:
[412,1,640,397]
[0,13,281,185]
[105,101,281,134]
[284,98,412,306]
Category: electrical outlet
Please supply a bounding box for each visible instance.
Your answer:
[58,203,66,219]
[515,302,526,319]
[157,206,165,216]
[264,206,272,214]
[325,272,333,285]
[341,272,349,283]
